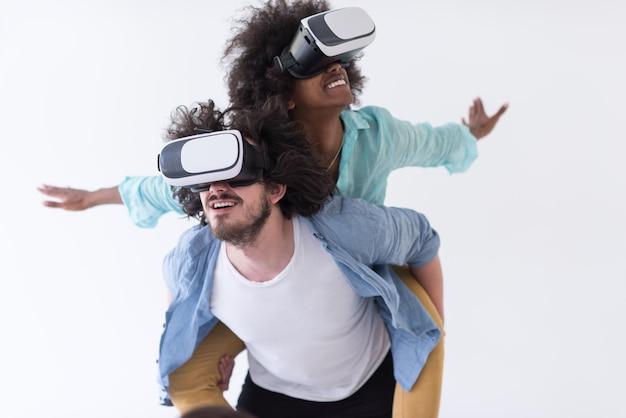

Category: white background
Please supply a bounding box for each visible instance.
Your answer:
[1,0,625,417]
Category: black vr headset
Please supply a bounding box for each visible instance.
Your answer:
[157,130,274,192]
[273,7,376,79]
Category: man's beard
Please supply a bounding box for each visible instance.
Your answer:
[210,194,272,247]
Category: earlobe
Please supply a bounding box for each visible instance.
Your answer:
[287,99,295,110]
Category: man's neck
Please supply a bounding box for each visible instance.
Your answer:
[225,214,295,283]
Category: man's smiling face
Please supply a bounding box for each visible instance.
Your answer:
[200,180,272,248]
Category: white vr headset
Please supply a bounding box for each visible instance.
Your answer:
[157,129,274,192]
[274,7,376,79]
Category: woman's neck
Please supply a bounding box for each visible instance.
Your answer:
[297,112,345,181]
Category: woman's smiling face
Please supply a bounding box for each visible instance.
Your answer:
[287,62,354,113]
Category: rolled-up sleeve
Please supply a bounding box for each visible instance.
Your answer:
[315,198,440,268]
[118,175,185,228]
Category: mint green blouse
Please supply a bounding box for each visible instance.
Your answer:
[119,106,477,228]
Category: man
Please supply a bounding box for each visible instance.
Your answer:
[41,3,490,415]
[158,98,443,418]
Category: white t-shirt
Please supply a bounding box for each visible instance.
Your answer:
[210,217,390,401]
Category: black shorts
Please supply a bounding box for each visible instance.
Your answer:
[236,351,394,418]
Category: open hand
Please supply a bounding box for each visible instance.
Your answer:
[37,184,93,211]
[462,98,509,140]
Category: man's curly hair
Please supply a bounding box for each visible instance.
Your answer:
[165,97,336,226]
[222,0,367,111]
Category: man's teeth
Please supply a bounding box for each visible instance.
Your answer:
[214,202,235,209]
[326,79,346,89]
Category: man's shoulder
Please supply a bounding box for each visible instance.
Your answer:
[177,223,204,242]
[172,223,215,257]
[318,196,378,215]
[312,197,421,229]
[305,197,430,263]
[310,197,390,230]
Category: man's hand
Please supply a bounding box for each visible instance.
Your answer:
[217,355,235,391]
[37,184,122,211]
[462,97,509,140]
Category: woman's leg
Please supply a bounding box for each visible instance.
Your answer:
[168,321,246,415]
[391,265,445,418]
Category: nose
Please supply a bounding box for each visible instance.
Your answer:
[325,62,342,73]
[206,181,229,195]
[211,181,229,190]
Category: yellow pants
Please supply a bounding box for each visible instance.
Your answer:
[168,265,445,418]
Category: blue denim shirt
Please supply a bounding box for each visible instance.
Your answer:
[120,106,477,227]
[158,197,442,402]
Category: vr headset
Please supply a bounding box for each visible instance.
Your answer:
[273,7,376,79]
[157,129,274,192]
